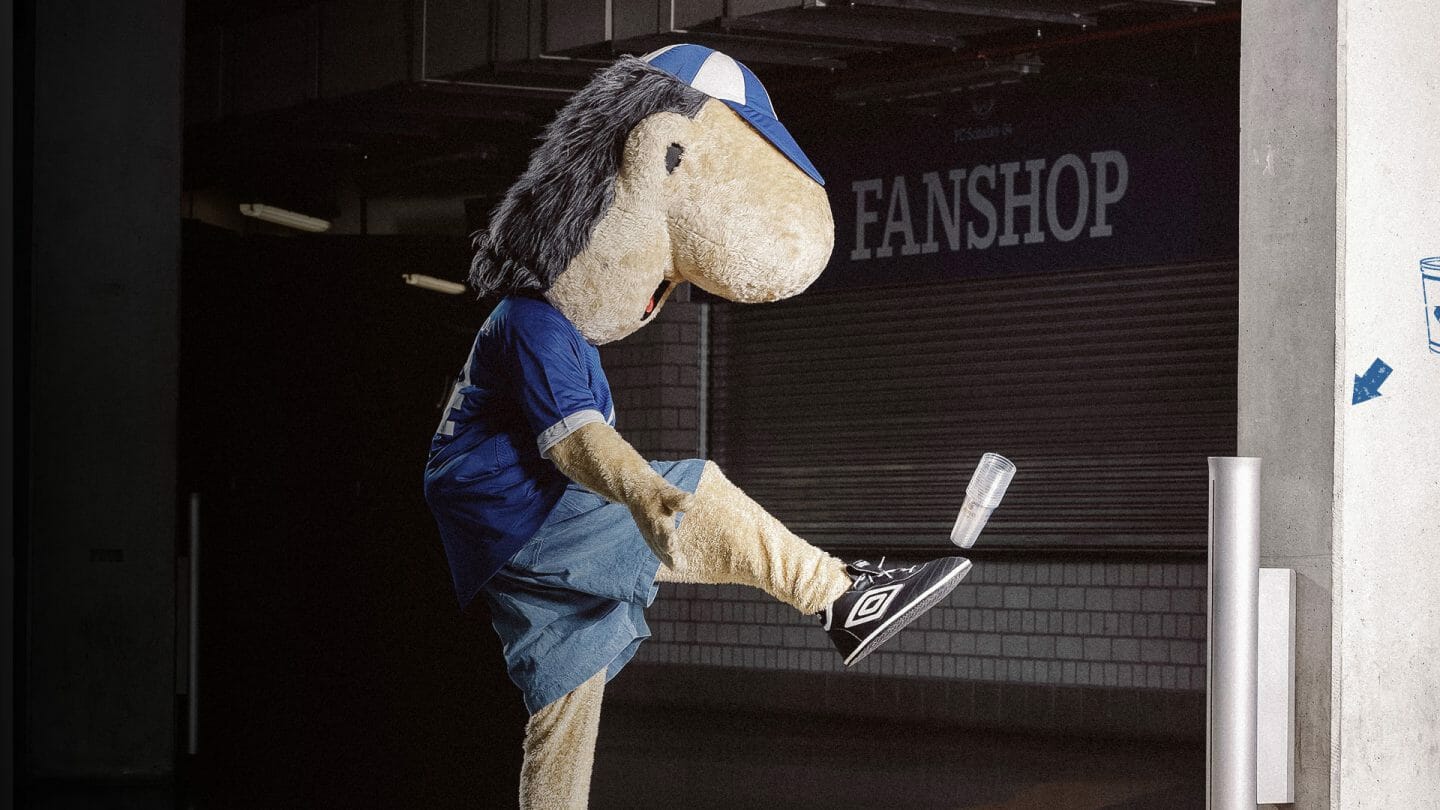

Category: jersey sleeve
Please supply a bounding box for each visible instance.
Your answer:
[504,306,608,458]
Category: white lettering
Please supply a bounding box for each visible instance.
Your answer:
[1046,153,1089,242]
[999,159,1046,246]
[876,175,918,258]
[1088,150,1128,238]
[966,165,998,250]
[849,178,883,260]
[847,149,1131,261]
[920,169,965,254]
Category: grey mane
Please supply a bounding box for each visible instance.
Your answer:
[468,57,707,297]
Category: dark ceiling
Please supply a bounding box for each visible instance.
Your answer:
[183,0,1240,219]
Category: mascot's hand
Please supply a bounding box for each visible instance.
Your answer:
[628,484,696,569]
[546,422,695,567]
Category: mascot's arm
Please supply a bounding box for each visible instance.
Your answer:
[547,421,695,567]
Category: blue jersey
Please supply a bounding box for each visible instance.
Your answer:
[424,296,615,606]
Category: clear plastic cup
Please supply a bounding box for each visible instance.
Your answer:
[950,453,1016,549]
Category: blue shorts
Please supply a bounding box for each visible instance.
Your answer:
[479,458,706,714]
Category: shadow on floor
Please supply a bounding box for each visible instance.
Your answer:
[17,705,1202,809]
[594,703,1204,810]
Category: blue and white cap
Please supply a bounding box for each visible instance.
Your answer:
[642,44,824,186]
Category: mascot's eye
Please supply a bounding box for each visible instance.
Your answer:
[665,143,685,174]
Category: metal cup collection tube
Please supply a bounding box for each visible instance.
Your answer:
[1206,457,1261,810]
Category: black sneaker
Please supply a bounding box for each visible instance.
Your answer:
[821,557,973,667]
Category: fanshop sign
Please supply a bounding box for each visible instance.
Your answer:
[806,84,1237,290]
[847,151,1131,259]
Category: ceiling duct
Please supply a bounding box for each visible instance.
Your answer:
[833,55,1043,104]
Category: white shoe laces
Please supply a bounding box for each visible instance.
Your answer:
[850,556,920,588]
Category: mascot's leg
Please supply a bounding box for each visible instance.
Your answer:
[520,667,607,810]
[656,460,851,615]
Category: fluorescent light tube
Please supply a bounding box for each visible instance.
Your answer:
[239,203,331,233]
[403,274,467,295]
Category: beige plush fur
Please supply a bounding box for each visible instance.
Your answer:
[546,101,833,344]
[546,426,851,612]
[518,458,846,801]
[546,422,695,568]
[523,68,842,810]
[655,461,851,615]
[520,667,607,810]
[666,103,834,304]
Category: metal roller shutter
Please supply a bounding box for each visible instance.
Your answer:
[708,262,1237,551]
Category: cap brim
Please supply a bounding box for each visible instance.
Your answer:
[724,101,825,187]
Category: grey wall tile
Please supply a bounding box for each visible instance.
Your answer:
[1141,639,1169,663]
[1059,587,1086,610]
[1142,589,1170,613]
[1171,589,1203,614]
[1056,637,1083,660]
[1085,588,1113,612]
[977,585,1004,608]
[1113,638,1140,662]
[953,585,977,607]
[976,634,1002,657]
[641,560,1206,694]
[1084,637,1112,661]
[1111,588,1141,612]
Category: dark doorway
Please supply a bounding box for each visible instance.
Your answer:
[179,223,521,808]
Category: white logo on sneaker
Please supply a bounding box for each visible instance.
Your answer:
[845,584,903,628]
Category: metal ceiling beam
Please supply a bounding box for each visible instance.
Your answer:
[854,1,1097,27]
[614,32,856,68]
[694,36,852,68]
[832,56,1042,102]
[721,10,971,48]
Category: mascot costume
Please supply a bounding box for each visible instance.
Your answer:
[424,44,973,808]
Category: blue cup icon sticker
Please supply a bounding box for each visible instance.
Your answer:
[1425,257,1440,355]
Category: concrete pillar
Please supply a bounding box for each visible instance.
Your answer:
[1238,2,1338,805]
[1332,2,1440,806]
[1242,1,1440,805]
[26,1,183,777]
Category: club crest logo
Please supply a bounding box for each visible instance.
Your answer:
[845,583,903,628]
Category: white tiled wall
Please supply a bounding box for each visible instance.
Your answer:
[601,294,703,458]
[638,559,1207,692]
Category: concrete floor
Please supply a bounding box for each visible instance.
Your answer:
[18,705,1203,809]
[594,704,1203,809]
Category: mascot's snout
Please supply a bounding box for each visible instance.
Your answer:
[665,101,834,305]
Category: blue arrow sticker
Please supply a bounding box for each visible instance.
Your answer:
[1351,357,1393,405]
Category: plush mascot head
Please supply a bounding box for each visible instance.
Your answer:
[468,44,833,344]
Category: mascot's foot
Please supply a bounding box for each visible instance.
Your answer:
[821,557,972,667]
